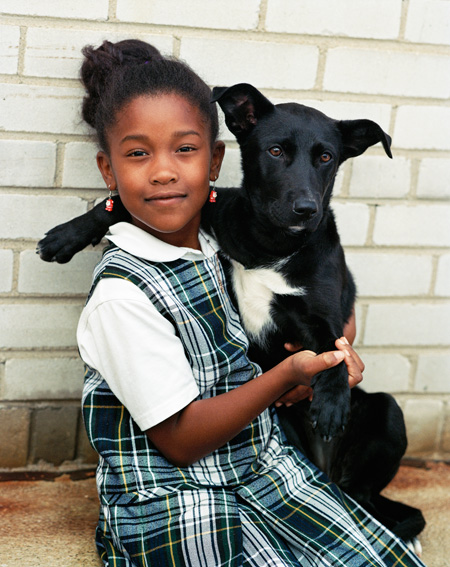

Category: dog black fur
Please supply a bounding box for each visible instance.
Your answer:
[37,83,425,542]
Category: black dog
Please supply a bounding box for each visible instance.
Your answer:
[37,83,424,544]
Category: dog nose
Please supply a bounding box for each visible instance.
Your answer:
[292,199,317,219]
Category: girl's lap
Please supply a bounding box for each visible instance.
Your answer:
[97,487,299,567]
[96,466,424,567]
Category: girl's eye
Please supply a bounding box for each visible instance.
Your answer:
[320,152,332,163]
[177,146,195,153]
[269,146,283,157]
[128,150,147,157]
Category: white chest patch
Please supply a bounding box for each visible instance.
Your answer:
[230,259,306,348]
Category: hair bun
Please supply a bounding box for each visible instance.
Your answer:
[80,39,162,127]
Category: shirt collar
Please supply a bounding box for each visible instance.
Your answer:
[107,222,219,262]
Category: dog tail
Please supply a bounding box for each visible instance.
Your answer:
[369,494,426,541]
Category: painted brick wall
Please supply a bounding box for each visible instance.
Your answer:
[0,0,449,469]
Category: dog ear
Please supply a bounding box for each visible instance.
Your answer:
[338,119,393,161]
[211,83,274,141]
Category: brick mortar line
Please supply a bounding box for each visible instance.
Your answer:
[2,240,449,255]
[2,15,450,54]
[0,296,86,304]
[5,345,448,358]
[0,351,81,360]
[16,25,26,75]
[354,297,450,304]
[10,248,20,294]
[108,0,117,22]
[2,73,450,109]
[365,204,377,246]
[398,0,410,41]
[2,241,449,255]
[343,247,450,255]
[257,0,269,31]
[429,255,440,297]
[0,141,449,163]
[2,293,448,302]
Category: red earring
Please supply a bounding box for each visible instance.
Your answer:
[105,185,114,212]
[209,175,218,203]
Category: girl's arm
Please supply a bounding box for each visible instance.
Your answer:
[146,338,362,467]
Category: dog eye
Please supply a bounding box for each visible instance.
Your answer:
[269,146,283,157]
[320,152,332,163]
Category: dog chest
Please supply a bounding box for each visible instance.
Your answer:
[230,259,306,348]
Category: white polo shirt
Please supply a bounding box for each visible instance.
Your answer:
[77,222,220,431]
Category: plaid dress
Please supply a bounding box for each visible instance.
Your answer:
[82,245,426,567]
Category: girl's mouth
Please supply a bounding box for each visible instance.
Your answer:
[145,192,186,203]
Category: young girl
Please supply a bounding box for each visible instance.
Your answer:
[77,39,426,566]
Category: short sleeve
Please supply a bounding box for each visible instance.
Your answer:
[77,277,200,430]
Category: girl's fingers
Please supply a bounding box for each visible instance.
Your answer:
[335,337,364,387]
[275,385,313,407]
[284,342,303,353]
[294,349,345,379]
[336,337,365,371]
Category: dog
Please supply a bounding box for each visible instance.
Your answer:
[37,83,425,546]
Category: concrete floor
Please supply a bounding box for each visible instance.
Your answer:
[0,461,448,567]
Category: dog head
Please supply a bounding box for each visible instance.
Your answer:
[212,83,392,234]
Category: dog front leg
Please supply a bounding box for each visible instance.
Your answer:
[37,195,130,263]
[309,361,351,441]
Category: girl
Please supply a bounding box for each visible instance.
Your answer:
[77,39,425,566]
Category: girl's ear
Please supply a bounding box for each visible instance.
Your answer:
[209,141,225,181]
[96,151,117,190]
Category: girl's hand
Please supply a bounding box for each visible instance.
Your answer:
[274,385,312,407]
[275,338,364,407]
[335,336,364,389]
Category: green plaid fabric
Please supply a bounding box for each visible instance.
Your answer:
[82,246,426,567]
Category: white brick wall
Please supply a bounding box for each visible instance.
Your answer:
[436,254,450,297]
[405,0,450,46]
[0,1,449,465]
[24,28,173,79]
[265,0,403,39]
[180,38,320,90]
[417,159,450,199]
[393,105,450,150]
[0,140,57,187]
[0,304,82,348]
[0,249,14,292]
[324,48,450,99]
[0,25,20,74]
[346,253,432,297]
[62,142,105,188]
[0,84,85,135]
[373,205,450,247]
[0,0,109,20]
[116,0,261,30]
[3,357,84,400]
[18,250,101,294]
[0,195,88,239]
[349,156,411,199]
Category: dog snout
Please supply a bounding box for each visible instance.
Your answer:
[292,199,318,220]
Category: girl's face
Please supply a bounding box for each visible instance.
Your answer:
[97,93,224,249]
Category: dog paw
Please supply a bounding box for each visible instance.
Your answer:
[37,215,105,264]
[37,225,80,264]
[309,366,351,440]
[309,395,350,440]
[405,537,422,558]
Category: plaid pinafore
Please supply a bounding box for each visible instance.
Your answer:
[82,245,426,567]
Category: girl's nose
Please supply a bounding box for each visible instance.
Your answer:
[150,155,178,185]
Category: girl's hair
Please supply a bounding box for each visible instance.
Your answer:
[80,39,219,151]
